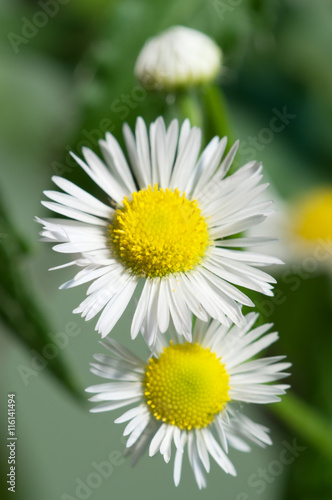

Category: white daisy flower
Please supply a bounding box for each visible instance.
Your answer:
[135,26,222,91]
[37,116,281,345]
[86,313,291,489]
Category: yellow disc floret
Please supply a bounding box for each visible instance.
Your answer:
[293,187,332,242]
[143,342,230,430]
[109,185,210,278]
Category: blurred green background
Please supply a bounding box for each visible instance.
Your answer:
[1,0,332,498]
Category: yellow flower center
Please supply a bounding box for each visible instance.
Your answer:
[293,187,332,242]
[109,185,210,278]
[143,342,230,430]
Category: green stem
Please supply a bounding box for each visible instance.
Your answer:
[177,91,204,128]
[203,84,236,152]
[270,392,332,460]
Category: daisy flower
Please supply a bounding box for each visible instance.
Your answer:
[291,186,332,257]
[86,313,290,488]
[135,26,222,91]
[38,116,281,345]
[248,184,332,270]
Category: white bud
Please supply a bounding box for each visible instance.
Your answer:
[135,26,222,91]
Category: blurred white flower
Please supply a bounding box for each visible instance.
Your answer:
[135,26,222,91]
[248,185,332,271]
[292,186,332,245]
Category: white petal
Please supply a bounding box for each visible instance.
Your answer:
[170,126,202,191]
[89,397,141,413]
[100,132,137,193]
[225,332,279,369]
[135,117,152,187]
[173,433,187,487]
[188,433,207,489]
[149,424,167,456]
[51,176,113,217]
[218,237,278,249]
[157,279,170,333]
[189,136,226,197]
[195,430,210,472]
[142,279,160,347]
[71,151,125,204]
[131,280,153,340]
[202,429,236,476]
[101,337,145,366]
[96,279,138,337]
[41,201,107,226]
[160,425,174,458]
[114,406,147,424]
[166,279,192,341]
